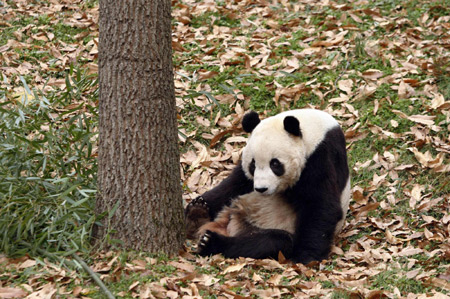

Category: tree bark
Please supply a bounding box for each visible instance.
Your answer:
[95,0,184,254]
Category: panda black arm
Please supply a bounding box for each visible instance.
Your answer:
[198,229,294,260]
[292,202,343,264]
[200,162,254,219]
[289,179,344,264]
[289,127,349,264]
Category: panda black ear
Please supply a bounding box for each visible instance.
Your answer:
[284,116,302,137]
[242,111,260,133]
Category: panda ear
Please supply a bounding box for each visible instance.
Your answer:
[284,116,302,137]
[242,111,260,133]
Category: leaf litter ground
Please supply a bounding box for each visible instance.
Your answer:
[1,0,449,298]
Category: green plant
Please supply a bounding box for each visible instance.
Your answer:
[0,70,98,257]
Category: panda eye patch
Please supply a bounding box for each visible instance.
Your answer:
[249,159,256,176]
[270,158,285,176]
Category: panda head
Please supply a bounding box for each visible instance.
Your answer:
[241,111,307,195]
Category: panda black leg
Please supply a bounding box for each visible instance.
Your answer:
[223,229,294,260]
[197,229,294,260]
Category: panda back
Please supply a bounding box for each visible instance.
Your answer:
[282,109,339,155]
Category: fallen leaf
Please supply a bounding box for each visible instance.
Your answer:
[222,262,246,274]
[0,288,28,299]
[398,80,415,99]
[409,184,424,208]
[338,79,353,94]
[18,259,36,269]
[362,69,384,80]
[407,114,435,126]
[429,277,450,291]
[197,70,219,81]
[26,283,56,299]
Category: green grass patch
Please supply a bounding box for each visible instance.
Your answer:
[370,270,431,294]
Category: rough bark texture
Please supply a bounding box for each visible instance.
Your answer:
[96,0,184,254]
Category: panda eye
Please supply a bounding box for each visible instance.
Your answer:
[249,159,255,176]
[270,158,285,176]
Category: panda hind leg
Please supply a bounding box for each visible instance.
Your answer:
[197,230,228,256]
[198,229,294,260]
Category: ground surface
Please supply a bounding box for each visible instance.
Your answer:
[0,0,449,298]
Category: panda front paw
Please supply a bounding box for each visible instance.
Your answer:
[185,196,211,239]
[197,230,222,256]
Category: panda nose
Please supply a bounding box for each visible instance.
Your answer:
[255,187,268,193]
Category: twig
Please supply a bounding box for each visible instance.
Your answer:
[72,252,116,299]
[334,59,350,89]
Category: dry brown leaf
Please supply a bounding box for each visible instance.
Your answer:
[274,84,310,106]
[267,273,282,285]
[442,214,450,224]
[0,288,28,299]
[222,262,246,274]
[372,172,388,186]
[168,261,196,273]
[224,136,247,144]
[362,69,384,80]
[354,202,380,217]
[386,229,401,244]
[26,283,56,299]
[209,129,235,148]
[329,93,350,103]
[393,109,436,126]
[312,31,347,47]
[352,186,366,203]
[409,148,445,169]
[349,13,363,23]
[429,277,450,291]
[396,247,423,257]
[128,281,140,291]
[190,141,209,169]
[18,259,36,269]
[434,164,450,173]
[409,184,424,209]
[338,79,353,94]
[252,272,263,283]
[430,92,450,110]
[353,84,377,100]
[166,290,178,299]
[407,114,435,126]
[424,227,434,240]
[298,47,323,57]
[197,70,219,81]
[397,80,415,99]
[192,274,219,287]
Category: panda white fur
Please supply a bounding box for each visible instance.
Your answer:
[185,109,351,264]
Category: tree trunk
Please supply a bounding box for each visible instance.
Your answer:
[95,0,184,254]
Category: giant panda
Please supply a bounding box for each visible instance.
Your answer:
[185,109,351,264]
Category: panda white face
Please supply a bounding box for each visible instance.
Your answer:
[241,117,306,195]
[241,109,339,196]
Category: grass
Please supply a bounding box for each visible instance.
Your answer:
[1,0,449,297]
[370,270,431,294]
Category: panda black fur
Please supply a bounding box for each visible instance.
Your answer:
[185,109,351,264]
